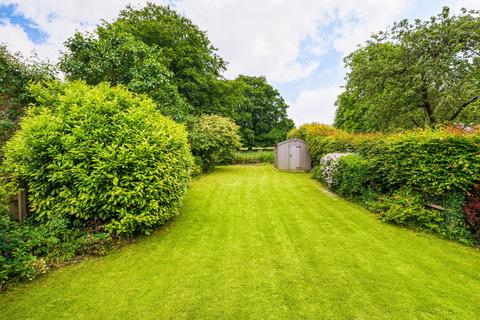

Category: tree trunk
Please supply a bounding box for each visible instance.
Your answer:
[419,75,436,126]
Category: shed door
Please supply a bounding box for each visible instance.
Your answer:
[289,145,301,170]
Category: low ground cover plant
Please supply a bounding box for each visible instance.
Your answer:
[0,214,112,291]
[292,123,480,244]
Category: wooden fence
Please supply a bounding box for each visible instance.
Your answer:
[8,190,27,221]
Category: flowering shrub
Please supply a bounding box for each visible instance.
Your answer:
[314,153,352,188]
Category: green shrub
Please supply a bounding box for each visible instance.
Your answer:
[441,192,475,244]
[0,214,112,291]
[3,81,193,236]
[367,129,480,195]
[188,115,241,172]
[231,151,273,164]
[381,189,444,232]
[336,154,372,199]
[313,153,376,201]
[297,123,480,244]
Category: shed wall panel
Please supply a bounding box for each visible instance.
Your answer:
[274,138,311,171]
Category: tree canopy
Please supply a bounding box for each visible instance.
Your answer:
[59,29,191,121]
[232,75,294,148]
[60,3,225,116]
[335,7,480,132]
[59,3,294,147]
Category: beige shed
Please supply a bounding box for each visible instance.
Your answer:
[274,138,311,171]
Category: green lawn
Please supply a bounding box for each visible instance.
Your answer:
[1,165,480,319]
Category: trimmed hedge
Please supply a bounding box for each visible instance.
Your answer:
[3,81,193,236]
[368,130,480,195]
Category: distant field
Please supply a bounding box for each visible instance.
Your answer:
[231,150,274,164]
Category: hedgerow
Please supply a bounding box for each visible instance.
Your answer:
[3,81,193,236]
[298,123,480,244]
[368,129,480,195]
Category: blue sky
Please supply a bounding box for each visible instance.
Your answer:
[0,0,477,125]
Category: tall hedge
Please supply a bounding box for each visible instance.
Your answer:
[3,81,193,236]
[291,124,480,195]
[367,129,480,195]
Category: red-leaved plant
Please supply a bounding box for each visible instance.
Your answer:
[464,184,480,239]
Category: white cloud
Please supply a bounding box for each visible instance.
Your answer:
[0,19,58,59]
[450,0,480,11]
[0,0,168,60]
[331,0,410,55]
[1,0,412,83]
[288,86,343,126]
[3,0,453,126]
[176,0,331,82]
[177,0,411,82]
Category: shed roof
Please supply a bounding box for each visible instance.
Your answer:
[275,138,306,146]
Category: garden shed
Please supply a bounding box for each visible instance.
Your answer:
[274,138,311,171]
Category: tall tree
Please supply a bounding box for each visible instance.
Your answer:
[233,75,294,148]
[60,30,191,121]
[335,7,480,132]
[59,3,294,148]
[105,3,226,114]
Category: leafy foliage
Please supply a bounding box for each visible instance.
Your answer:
[289,123,381,167]
[232,76,294,148]
[368,129,480,195]
[60,29,191,121]
[335,154,372,199]
[298,123,480,243]
[230,150,274,164]
[381,189,444,232]
[440,192,474,243]
[0,46,55,150]
[464,184,480,240]
[188,115,241,172]
[0,214,112,291]
[3,81,193,236]
[335,7,480,132]
[59,4,294,148]
[61,3,225,115]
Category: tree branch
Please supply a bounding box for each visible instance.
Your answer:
[409,116,421,127]
[449,95,480,121]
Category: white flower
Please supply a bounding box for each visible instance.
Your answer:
[319,153,353,187]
